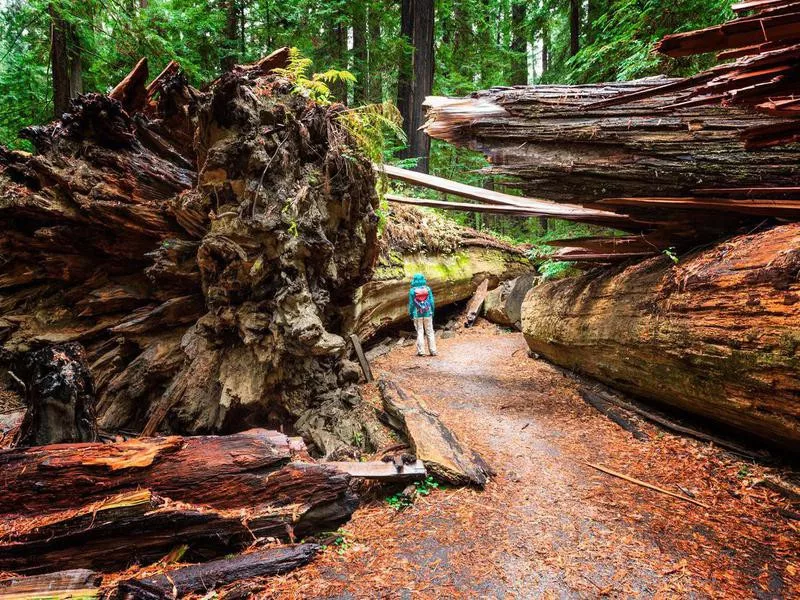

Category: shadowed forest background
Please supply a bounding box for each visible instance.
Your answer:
[0,0,731,244]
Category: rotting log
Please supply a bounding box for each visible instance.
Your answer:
[0,569,101,600]
[0,429,351,517]
[0,51,387,455]
[117,544,320,600]
[521,223,800,450]
[379,379,492,486]
[0,489,342,574]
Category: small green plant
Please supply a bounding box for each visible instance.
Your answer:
[352,430,364,447]
[332,533,352,554]
[414,476,440,496]
[737,465,751,479]
[538,260,576,281]
[663,247,679,264]
[386,492,413,511]
[337,102,406,165]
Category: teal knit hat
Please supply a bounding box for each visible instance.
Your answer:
[410,273,427,286]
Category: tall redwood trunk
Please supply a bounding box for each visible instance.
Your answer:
[510,1,527,85]
[352,3,368,105]
[396,0,434,172]
[326,20,348,103]
[221,0,240,70]
[50,4,71,119]
[569,0,580,56]
[367,3,383,101]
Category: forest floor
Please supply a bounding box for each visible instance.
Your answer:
[262,321,799,599]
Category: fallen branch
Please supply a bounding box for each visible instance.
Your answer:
[585,462,710,508]
[579,389,649,442]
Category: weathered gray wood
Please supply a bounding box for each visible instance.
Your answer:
[349,334,373,383]
[0,569,101,600]
[379,379,492,486]
[326,459,426,481]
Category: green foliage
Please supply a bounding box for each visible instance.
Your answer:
[386,476,440,511]
[663,247,679,264]
[274,47,357,104]
[338,102,406,164]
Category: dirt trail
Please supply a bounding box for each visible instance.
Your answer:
[264,323,799,599]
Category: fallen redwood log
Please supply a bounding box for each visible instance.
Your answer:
[482,273,539,329]
[521,222,800,450]
[0,429,351,517]
[423,82,800,205]
[117,544,320,600]
[379,379,492,486]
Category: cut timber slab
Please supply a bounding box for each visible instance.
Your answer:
[118,544,319,600]
[0,570,101,600]
[326,459,427,482]
[379,379,491,486]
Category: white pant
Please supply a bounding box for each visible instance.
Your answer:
[414,317,437,355]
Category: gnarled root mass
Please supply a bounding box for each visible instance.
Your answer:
[0,55,385,455]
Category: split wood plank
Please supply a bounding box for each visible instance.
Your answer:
[326,459,427,482]
[349,334,373,383]
[0,570,101,600]
[377,166,633,225]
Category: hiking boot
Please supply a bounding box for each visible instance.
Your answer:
[417,352,425,357]
[430,351,438,356]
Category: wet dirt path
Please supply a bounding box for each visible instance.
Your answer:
[267,324,799,599]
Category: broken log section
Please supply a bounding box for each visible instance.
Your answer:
[118,544,320,600]
[379,379,491,486]
[521,222,800,450]
[0,429,357,573]
[350,334,373,383]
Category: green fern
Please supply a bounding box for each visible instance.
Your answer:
[273,48,356,105]
[337,101,406,164]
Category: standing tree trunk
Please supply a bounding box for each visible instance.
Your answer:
[352,3,368,105]
[510,1,527,85]
[50,5,80,118]
[367,3,383,101]
[396,0,434,172]
[569,0,580,56]
[221,0,240,71]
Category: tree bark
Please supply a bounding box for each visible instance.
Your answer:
[510,1,527,85]
[14,342,97,447]
[520,223,800,450]
[352,3,368,105]
[396,0,434,172]
[221,0,240,70]
[569,0,580,57]
[50,4,80,118]
[367,4,383,101]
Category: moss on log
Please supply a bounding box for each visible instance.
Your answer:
[521,223,800,449]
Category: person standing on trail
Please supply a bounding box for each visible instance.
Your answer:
[409,273,437,357]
